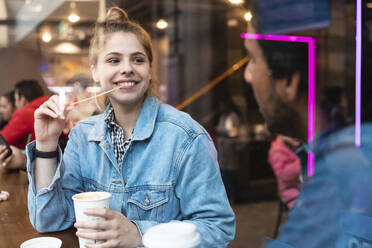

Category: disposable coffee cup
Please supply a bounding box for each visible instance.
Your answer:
[142,222,201,248]
[72,191,111,247]
[20,237,62,248]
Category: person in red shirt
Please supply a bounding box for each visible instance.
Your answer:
[1,80,48,149]
[0,80,48,170]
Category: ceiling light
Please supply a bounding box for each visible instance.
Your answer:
[53,42,81,54]
[68,13,80,23]
[244,11,253,22]
[156,19,168,30]
[42,32,52,43]
[68,2,80,23]
[228,0,244,4]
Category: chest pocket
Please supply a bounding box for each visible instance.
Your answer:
[127,188,169,222]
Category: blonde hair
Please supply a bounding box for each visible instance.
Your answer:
[89,7,159,108]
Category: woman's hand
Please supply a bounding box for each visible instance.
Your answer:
[74,208,142,248]
[0,145,26,171]
[34,95,72,151]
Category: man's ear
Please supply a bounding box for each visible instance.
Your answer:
[274,72,301,103]
[20,95,28,106]
[91,65,99,83]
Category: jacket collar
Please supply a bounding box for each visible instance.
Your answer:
[296,123,358,179]
[87,96,160,142]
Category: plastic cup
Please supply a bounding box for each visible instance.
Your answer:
[20,237,62,248]
[72,191,111,247]
[142,222,201,248]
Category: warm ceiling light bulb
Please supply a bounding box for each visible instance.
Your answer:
[68,13,80,23]
[244,11,253,22]
[229,0,244,4]
[156,19,168,30]
[42,32,52,43]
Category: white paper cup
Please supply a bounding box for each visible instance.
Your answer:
[142,222,201,248]
[20,237,62,248]
[72,191,111,247]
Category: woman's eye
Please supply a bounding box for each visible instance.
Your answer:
[133,57,145,63]
[107,58,120,63]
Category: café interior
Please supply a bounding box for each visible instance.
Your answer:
[1,0,372,247]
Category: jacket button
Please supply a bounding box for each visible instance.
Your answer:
[111,180,122,185]
[144,194,150,206]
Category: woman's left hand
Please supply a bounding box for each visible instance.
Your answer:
[74,208,143,248]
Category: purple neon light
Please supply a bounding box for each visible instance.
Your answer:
[355,0,361,147]
[242,33,263,39]
[242,32,316,177]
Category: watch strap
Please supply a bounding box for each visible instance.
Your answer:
[34,148,58,159]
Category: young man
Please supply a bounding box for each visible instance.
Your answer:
[244,22,372,247]
[1,80,48,149]
[0,80,48,170]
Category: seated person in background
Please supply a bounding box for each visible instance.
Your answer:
[0,91,15,130]
[1,80,48,149]
[244,12,372,248]
[268,135,301,209]
[0,80,48,170]
[62,73,101,136]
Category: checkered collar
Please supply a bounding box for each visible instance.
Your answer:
[87,96,161,142]
[104,104,117,129]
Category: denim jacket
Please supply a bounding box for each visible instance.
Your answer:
[273,123,372,248]
[26,96,236,247]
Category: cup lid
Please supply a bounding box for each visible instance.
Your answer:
[20,237,62,248]
[142,222,200,248]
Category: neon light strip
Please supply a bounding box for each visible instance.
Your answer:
[355,0,361,147]
[241,33,316,177]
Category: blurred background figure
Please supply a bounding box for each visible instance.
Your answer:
[62,73,100,135]
[321,86,348,129]
[216,101,242,203]
[0,80,48,171]
[268,135,302,238]
[0,91,15,130]
[268,135,301,210]
[1,80,48,149]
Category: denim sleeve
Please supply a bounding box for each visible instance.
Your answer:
[274,164,342,248]
[175,133,236,247]
[275,142,372,248]
[27,129,83,233]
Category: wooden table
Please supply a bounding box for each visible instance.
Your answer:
[0,170,79,247]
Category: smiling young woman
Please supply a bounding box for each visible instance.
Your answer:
[26,6,235,248]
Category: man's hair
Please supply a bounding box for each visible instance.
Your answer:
[2,91,15,108]
[14,80,44,102]
[251,17,309,96]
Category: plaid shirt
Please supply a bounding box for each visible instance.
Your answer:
[104,106,131,166]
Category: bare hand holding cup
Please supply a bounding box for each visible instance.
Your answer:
[73,192,142,248]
